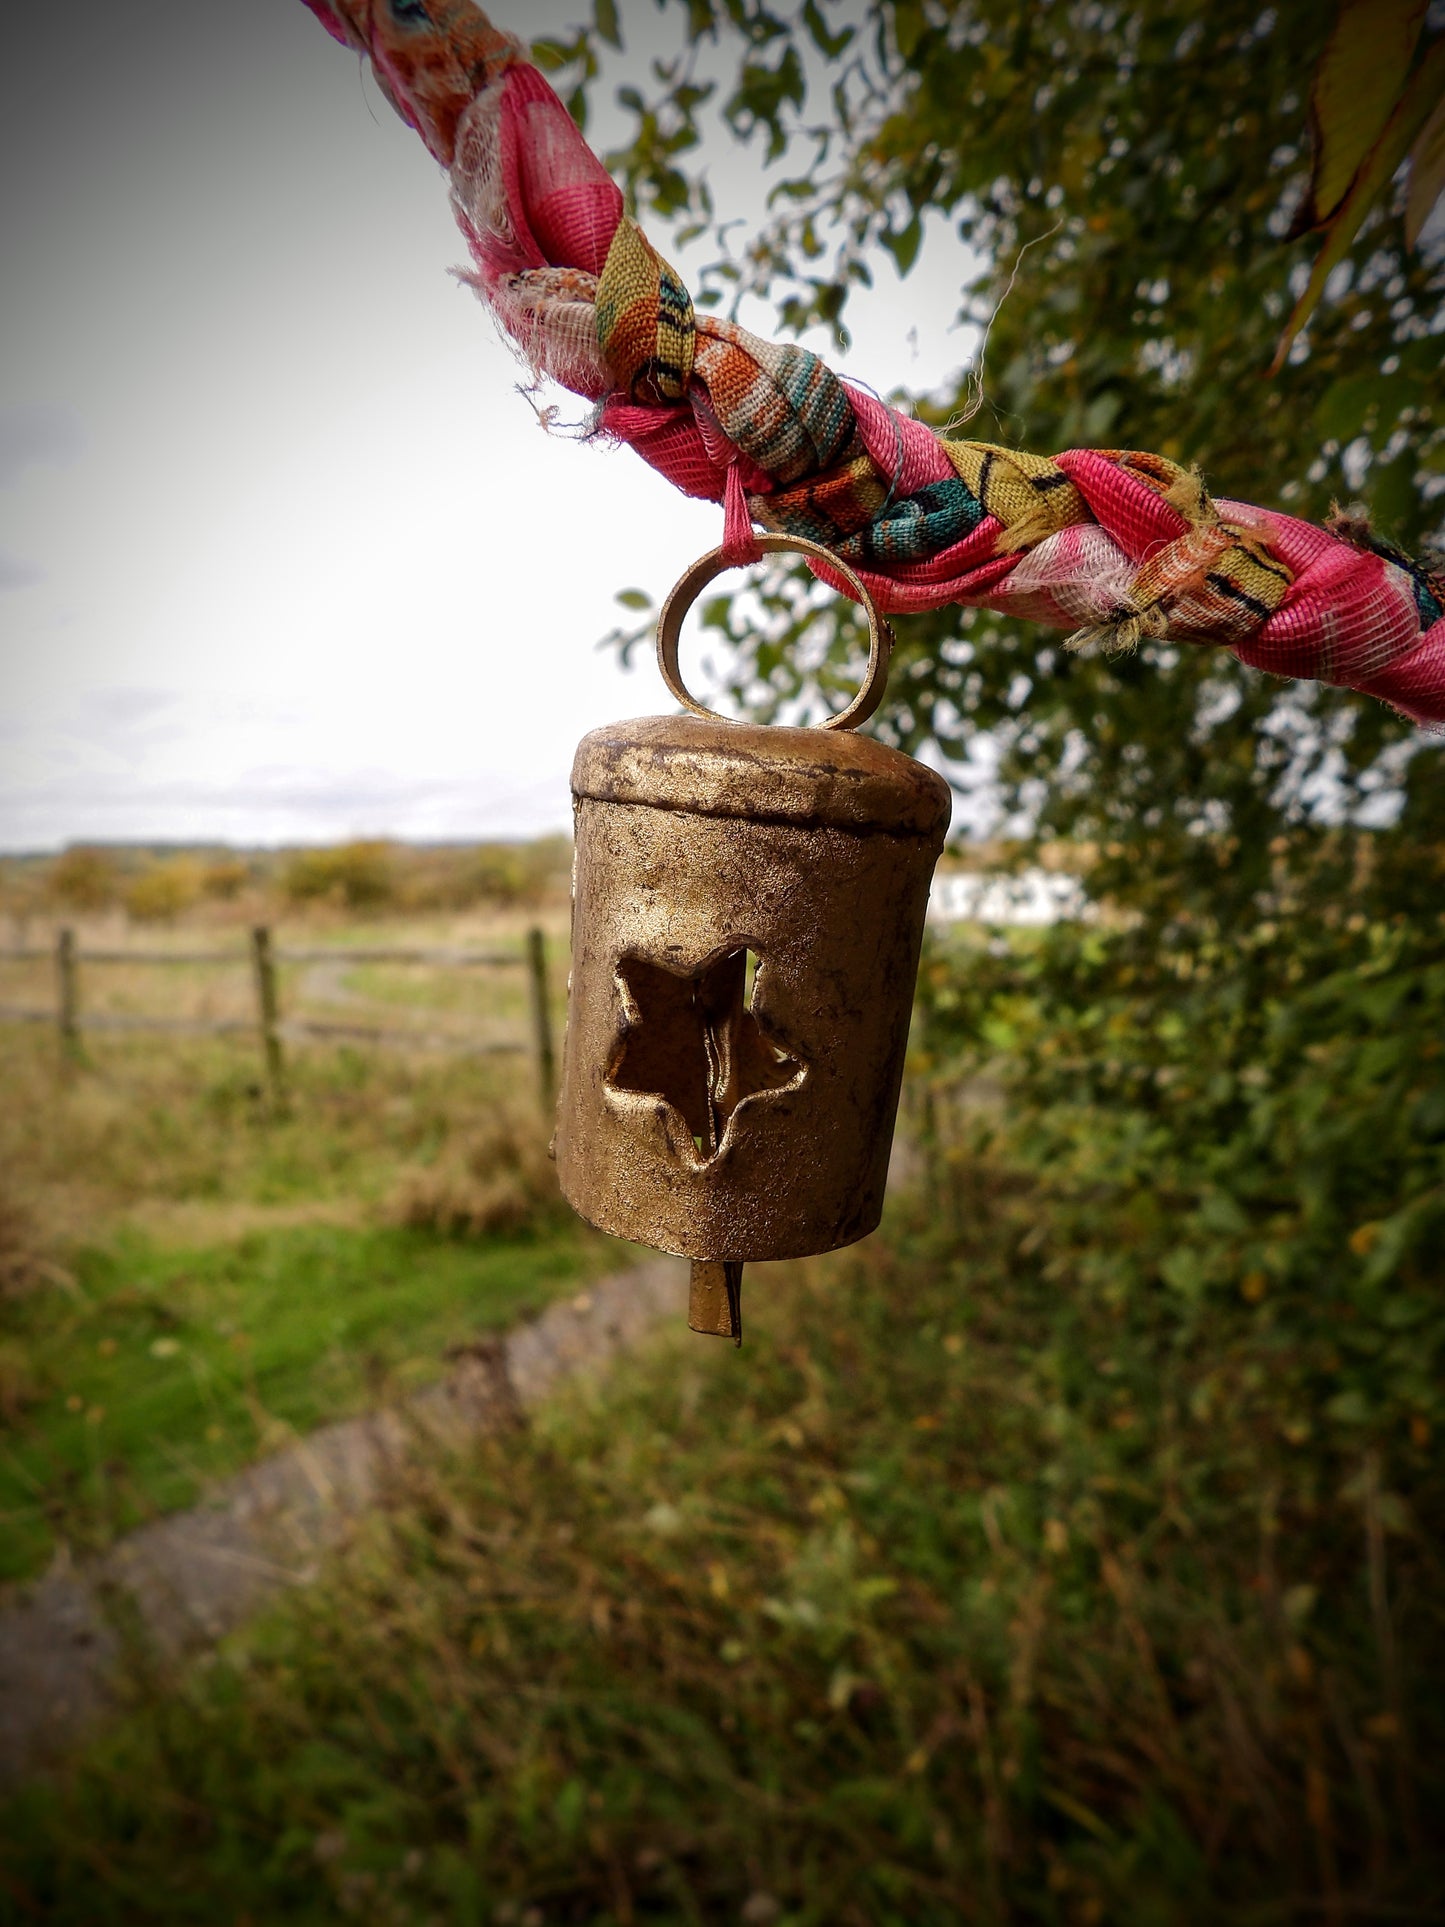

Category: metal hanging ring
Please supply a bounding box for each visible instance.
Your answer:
[655,532,893,733]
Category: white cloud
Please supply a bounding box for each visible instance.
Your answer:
[0,0,981,852]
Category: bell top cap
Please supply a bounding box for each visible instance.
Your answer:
[571,714,952,841]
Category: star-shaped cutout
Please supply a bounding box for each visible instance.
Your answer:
[607,947,805,1163]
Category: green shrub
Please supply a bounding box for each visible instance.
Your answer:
[914,870,1445,1465]
[200,857,250,900]
[281,841,395,910]
[46,846,118,911]
[123,859,202,923]
[465,835,570,908]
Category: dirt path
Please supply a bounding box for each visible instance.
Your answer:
[0,1258,686,1785]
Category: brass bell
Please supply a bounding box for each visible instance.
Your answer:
[555,535,951,1343]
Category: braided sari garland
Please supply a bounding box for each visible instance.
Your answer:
[303,0,1445,726]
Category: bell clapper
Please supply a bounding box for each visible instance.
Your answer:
[688,1260,744,1346]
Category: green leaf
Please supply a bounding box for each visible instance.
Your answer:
[529,37,572,72]
[1405,88,1445,245]
[892,0,926,62]
[1367,446,1421,538]
[593,0,621,51]
[1271,34,1445,373]
[1314,374,1378,443]
[802,0,853,60]
[1314,369,1416,443]
[880,212,923,276]
[614,589,654,611]
[1159,1248,1208,1303]
[1294,0,1426,233]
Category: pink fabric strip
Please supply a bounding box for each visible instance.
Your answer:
[300,1,1445,728]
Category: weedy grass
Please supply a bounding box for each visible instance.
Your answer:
[0,1003,618,1584]
[2,1167,1440,1923]
[0,1027,521,1218]
[2,883,1440,1919]
[0,1216,607,1583]
[396,1112,566,1240]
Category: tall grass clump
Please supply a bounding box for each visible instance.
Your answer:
[393,1104,564,1238]
[0,1179,42,1301]
[0,1172,79,1436]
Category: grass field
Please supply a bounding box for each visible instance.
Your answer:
[0,903,631,1586]
[2,883,1440,1920]
[0,1218,610,1583]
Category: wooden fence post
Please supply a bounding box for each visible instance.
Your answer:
[250,926,286,1112]
[55,927,81,1062]
[526,925,556,1107]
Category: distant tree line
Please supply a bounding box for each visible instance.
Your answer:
[0,837,573,924]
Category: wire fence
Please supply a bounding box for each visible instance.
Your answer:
[0,925,557,1106]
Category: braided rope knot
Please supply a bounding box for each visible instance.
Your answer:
[311,0,1445,729]
[596,219,695,404]
[1056,452,1293,654]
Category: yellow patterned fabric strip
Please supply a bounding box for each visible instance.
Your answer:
[595,219,695,406]
[941,442,1087,553]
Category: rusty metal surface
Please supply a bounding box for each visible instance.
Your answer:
[556,717,950,1266]
[570,712,951,837]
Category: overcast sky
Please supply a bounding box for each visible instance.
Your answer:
[0,0,980,852]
